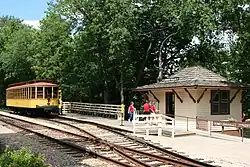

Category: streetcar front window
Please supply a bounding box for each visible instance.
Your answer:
[45,87,52,98]
[53,87,58,98]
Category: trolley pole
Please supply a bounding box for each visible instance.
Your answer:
[120,103,125,126]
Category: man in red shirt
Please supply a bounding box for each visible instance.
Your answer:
[128,102,135,122]
[143,100,151,114]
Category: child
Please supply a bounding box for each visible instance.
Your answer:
[128,102,136,122]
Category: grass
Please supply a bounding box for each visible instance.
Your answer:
[0,147,49,167]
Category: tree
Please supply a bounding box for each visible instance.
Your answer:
[0,16,36,104]
[30,12,72,82]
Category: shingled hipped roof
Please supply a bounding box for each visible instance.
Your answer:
[136,66,248,91]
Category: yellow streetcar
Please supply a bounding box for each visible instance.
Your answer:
[6,80,62,116]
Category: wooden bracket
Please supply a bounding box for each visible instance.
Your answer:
[210,89,220,103]
[230,89,240,103]
[240,89,247,103]
[149,90,160,103]
[197,88,207,103]
[172,89,183,103]
[184,88,196,103]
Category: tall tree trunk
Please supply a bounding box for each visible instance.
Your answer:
[0,84,3,105]
[134,42,152,88]
[157,31,179,82]
[120,68,124,104]
[104,80,109,103]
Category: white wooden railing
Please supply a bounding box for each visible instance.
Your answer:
[62,102,121,119]
[132,112,175,138]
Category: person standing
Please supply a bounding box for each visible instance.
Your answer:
[143,100,151,114]
[242,113,247,122]
[150,101,157,113]
[128,102,136,122]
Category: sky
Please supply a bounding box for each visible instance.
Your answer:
[0,0,50,28]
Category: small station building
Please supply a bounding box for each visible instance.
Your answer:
[136,66,247,122]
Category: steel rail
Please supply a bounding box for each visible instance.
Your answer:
[0,112,217,167]
[0,115,135,167]
[57,116,217,167]
[50,119,206,167]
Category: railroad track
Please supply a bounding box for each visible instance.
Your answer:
[0,112,218,167]
[45,117,218,167]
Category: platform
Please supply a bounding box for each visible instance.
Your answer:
[60,113,196,137]
[61,113,250,167]
[0,124,15,134]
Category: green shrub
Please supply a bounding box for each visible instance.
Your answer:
[0,147,49,167]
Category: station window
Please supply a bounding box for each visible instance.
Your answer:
[211,90,230,115]
[37,87,43,99]
[45,87,52,98]
[53,87,58,98]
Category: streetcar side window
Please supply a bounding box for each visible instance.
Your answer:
[6,90,9,99]
[24,88,27,99]
[19,89,21,99]
[22,88,24,99]
[37,87,43,99]
[31,87,35,99]
[17,89,21,99]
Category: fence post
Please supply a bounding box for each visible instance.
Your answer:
[69,102,72,113]
[133,112,136,135]
[172,119,175,138]
[120,104,125,126]
[208,120,211,137]
[242,128,244,142]
[187,117,189,131]
[158,120,162,136]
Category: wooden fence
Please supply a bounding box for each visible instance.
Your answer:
[132,111,175,138]
[62,102,121,119]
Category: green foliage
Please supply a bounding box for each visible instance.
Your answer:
[0,0,250,107]
[0,147,49,167]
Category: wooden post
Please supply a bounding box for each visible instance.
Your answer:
[133,112,136,135]
[146,129,149,136]
[208,121,211,137]
[187,117,189,131]
[158,128,162,136]
[120,103,125,126]
[242,128,244,142]
[172,119,175,138]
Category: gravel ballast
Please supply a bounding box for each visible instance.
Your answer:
[0,122,117,167]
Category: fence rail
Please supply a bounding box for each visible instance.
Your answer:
[132,113,175,138]
[62,102,121,119]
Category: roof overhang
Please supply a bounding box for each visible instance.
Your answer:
[135,85,249,92]
[8,79,57,88]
